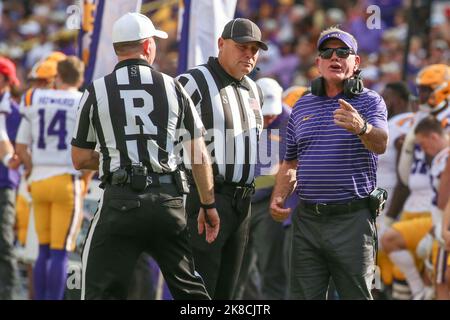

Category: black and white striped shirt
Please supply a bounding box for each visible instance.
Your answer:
[177,57,263,185]
[71,59,204,178]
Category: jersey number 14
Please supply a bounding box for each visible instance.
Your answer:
[37,109,67,150]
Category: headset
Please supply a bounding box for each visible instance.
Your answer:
[310,69,364,98]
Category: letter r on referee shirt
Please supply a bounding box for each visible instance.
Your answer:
[120,90,157,135]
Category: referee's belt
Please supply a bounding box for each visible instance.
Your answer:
[105,169,173,187]
[302,198,370,215]
[214,175,255,199]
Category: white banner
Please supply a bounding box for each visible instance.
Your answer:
[81,0,142,85]
[178,0,236,73]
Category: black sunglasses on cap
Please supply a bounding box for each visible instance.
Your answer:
[319,47,355,59]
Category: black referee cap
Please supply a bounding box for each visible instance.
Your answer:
[221,18,268,51]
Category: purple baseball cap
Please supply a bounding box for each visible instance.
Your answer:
[317,29,358,53]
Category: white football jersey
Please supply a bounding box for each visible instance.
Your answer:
[436,105,450,132]
[377,112,414,201]
[20,89,82,180]
[429,147,449,230]
[403,107,450,213]
[403,111,434,213]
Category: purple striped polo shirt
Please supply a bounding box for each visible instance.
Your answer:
[284,89,388,204]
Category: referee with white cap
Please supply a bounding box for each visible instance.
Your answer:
[71,12,219,300]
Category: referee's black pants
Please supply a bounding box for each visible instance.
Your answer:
[186,186,252,299]
[81,183,210,300]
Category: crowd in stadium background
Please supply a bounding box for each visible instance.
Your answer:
[0,0,450,301]
[1,0,449,97]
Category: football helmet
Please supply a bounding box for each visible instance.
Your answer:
[416,64,450,113]
[45,51,67,63]
[282,85,309,108]
[28,59,58,80]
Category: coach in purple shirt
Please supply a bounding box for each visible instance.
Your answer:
[270,27,388,300]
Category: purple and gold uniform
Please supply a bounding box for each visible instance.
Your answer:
[17,88,84,251]
[377,112,415,285]
[390,108,450,283]
[428,148,450,284]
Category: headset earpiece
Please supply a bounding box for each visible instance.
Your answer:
[311,71,364,98]
[311,77,326,96]
[343,69,364,98]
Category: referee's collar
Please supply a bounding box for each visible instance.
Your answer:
[114,58,153,71]
[207,57,250,91]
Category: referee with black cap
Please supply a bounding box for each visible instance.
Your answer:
[71,12,219,300]
[177,18,267,299]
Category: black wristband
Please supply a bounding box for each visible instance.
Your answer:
[358,119,368,136]
[200,202,216,210]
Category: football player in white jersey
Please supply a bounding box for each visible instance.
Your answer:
[414,116,450,299]
[16,56,92,300]
[15,52,68,299]
[16,52,67,247]
[382,64,450,299]
[378,82,414,224]
[376,82,414,290]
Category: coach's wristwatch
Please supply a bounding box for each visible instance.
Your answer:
[357,119,368,136]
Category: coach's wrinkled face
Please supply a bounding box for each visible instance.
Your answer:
[218,38,260,80]
[316,39,360,85]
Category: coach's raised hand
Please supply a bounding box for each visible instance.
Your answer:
[333,99,365,135]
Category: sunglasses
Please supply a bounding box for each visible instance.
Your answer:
[319,47,355,59]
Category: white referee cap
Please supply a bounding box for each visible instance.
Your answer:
[256,78,283,116]
[112,12,168,44]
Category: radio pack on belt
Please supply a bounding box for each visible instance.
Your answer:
[369,187,388,218]
[104,164,180,192]
[130,163,148,191]
[174,169,190,194]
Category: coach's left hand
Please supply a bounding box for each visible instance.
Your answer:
[270,196,291,222]
[333,99,365,135]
